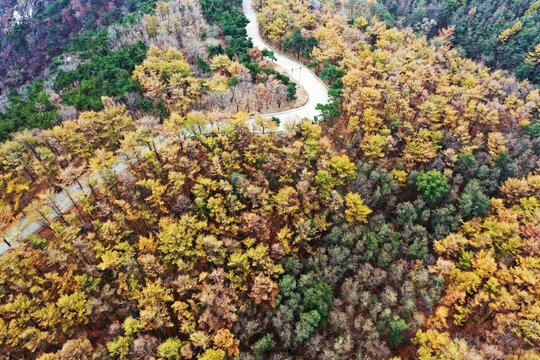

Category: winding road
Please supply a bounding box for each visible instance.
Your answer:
[242,0,329,129]
[0,0,329,255]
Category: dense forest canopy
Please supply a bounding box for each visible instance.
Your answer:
[0,0,538,359]
[325,0,540,85]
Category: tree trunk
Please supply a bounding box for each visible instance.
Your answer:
[64,188,86,223]
[24,166,36,183]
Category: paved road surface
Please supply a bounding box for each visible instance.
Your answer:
[242,0,329,129]
[0,0,330,255]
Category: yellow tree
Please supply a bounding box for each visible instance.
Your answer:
[251,115,277,134]
[136,178,169,213]
[344,192,371,224]
[329,155,356,186]
[132,46,197,114]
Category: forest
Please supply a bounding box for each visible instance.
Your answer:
[323,0,540,85]
[0,0,538,359]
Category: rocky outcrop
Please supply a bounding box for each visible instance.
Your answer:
[0,0,130,94]
[0,0,51,35]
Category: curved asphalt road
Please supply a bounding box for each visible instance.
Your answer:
[243,0,329,129]
[0,0,329,255]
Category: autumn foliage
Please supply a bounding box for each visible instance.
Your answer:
[0,0,538,359]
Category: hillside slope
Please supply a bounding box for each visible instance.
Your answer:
[0,0,537,359]
[0,0,51,35]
